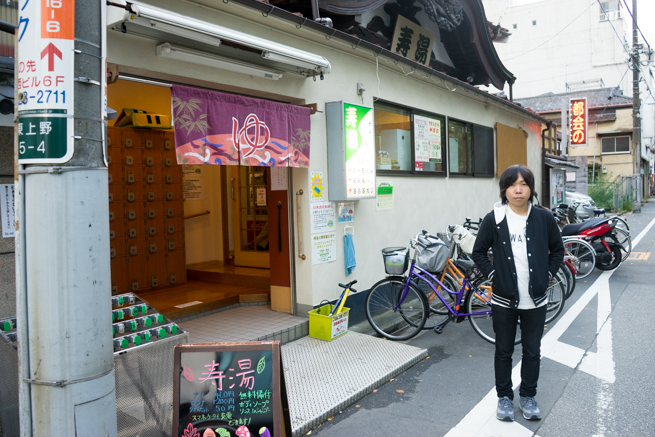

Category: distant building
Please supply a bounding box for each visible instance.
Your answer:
[481,0,630,98]
[516,87,634,184]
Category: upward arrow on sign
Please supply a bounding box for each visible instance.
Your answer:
[41,43,63,72]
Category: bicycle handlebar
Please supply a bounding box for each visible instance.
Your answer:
[338,280,357,293]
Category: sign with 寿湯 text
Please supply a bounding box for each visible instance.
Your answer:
[391,15,436,66]
[173,342,288,437]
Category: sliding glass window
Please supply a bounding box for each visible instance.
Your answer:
[375,101,446,176]
[448,119,494,177]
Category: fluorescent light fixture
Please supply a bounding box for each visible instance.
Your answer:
[156,43,283,80]
[148,20,224,48]
[117,1,331,75]
[261,52,324,72]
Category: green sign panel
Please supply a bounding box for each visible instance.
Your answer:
[18,116,69,162]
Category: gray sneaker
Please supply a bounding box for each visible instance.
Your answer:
[519,396,542,420]
[496,396,515,421]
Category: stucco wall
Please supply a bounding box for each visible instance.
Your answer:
[107,0,545,308]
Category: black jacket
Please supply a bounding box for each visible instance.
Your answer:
[471,203,564,308]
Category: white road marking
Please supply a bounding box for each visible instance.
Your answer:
[446,215,655,437]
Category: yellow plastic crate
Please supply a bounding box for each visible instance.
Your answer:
[308,304,350,341]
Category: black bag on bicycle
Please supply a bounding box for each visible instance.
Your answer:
[416,235,449,273]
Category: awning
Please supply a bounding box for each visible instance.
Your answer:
[545,157,579,170]
[172,85,310,167]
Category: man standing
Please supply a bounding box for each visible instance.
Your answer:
[471,165,564,421]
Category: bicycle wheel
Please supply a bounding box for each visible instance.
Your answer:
[562,261,577,300]
[544,272,565,324]
[414,273,458,329]
[467,280,521,345]
[612,227,632,262]
[365,277,428,341]
[563,239,596,279]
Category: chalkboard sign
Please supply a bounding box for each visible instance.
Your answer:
[173,342,286,437]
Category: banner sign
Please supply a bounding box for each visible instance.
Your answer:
[171,85,311,167]
[569,98,587,146]
[17,0,75,164]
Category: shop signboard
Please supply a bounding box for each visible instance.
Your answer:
[326,101,376,201]
[391,15,435,66]
[173,342,288,437]
[569,98,587,146]
[17,0,75,164]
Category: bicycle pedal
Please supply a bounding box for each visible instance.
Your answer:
[433,325,444,334]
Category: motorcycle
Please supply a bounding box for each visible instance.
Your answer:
[561,217,623,271]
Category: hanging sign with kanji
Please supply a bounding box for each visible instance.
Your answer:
[17,0,75,164]
[569,98,587,146]
[391,15,435,66]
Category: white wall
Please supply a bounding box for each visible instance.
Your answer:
[108,0,544,307]
[481,0,630,97]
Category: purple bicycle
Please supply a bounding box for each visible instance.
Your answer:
[365,234,516,343]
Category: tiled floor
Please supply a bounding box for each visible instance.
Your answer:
[178,304,308,343]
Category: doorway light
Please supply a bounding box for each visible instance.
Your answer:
[156,43,283,81]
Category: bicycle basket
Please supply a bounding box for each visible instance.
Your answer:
[416,235,449,273]
[382,247,409,275]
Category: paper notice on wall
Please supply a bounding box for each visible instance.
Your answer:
[311,232,337,265]
[271,166,288,191]
[310,170,324,202]
[310,202,336,234]
[1,184,15,238]
[566,172,576,182]
[414,115,441,164]
[376,180,394,211]
[182,165,203,200]
[337,202,355,223]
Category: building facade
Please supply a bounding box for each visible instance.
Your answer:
[102,0,547,315]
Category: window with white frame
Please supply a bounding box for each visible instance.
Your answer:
[601,136,630,154]
[600,0,620,21]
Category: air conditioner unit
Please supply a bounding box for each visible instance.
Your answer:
[602,166,608,174]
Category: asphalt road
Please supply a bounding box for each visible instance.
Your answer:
[308,200,655,437]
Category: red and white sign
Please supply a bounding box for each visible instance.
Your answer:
[330,310,349,339]
[569,98,587,146]
[18,0,75,163]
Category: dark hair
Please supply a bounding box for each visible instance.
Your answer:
[499,165,535,204]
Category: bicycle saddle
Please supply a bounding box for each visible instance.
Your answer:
[455,258,477,276]
[561,217,612,236]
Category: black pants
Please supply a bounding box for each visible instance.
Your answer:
[492,305,547,400]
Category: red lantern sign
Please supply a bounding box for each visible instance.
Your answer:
[569,98,587,146]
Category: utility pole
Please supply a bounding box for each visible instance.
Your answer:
[16,1,117,435]
[632,0,642,212]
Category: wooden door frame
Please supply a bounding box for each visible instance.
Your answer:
[221,166,231,264]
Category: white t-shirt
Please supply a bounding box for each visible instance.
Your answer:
[505,205,537,310]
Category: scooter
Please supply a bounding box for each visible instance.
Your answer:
[561,217,623,271]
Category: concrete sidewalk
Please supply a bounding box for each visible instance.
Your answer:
[281,332,427,437]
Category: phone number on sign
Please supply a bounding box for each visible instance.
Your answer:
[19,90,67,105]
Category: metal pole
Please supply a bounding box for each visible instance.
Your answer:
[18,1,117,435]
[632,0,642,212]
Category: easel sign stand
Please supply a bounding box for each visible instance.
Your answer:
[173,342,290,437]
